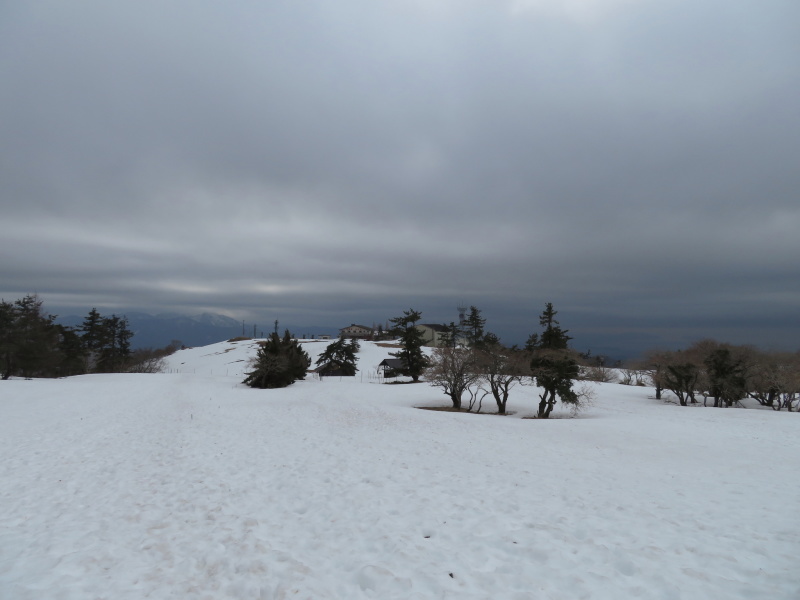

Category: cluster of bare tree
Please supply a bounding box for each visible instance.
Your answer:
[637,341,800,411]
[426,344,530,414]
[426,304,592,418]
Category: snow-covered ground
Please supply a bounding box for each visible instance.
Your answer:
[1,339,798,599]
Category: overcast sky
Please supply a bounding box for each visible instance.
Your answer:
[1,0,798,357]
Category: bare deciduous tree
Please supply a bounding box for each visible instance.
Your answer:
[615,362,650,387]
[475,343,529,414]
[748,350,800,411]
[580,365,618,383]
[426,347,481,410]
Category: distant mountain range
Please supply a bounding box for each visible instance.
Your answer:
[56,312,341,349]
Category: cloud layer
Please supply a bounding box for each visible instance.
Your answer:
[2,0,799,356]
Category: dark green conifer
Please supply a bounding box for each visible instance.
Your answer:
[528,303,580,418]
[389,309,429,382]
[243,330,311,389]
[95,315,133,373]
[315,337,359,376]
[9,295,60,378]
[463,306,487,348]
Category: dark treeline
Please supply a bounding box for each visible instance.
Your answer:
[632,341,800,411]
[0,294,178,379]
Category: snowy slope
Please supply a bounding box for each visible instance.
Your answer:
[1,341,798,599]
[162,338,400,381]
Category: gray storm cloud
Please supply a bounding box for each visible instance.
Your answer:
[1,0,798,356]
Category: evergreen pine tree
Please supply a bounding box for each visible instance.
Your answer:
[528,303,580,418]
[55,325,88,376]
[10,295,60,378]
[81,308,105,371]
[0,300,15,380]
[81,308,104,351]
[463,305,487,348]
[243,330,311,388]
[537,302,571,349]
[388,309,429,382]
[95,315,133,373]
[315,337,359,376]
[439,321,462,348]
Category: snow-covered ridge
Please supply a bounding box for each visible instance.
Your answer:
[162,338,408,381]
[1,341,797,599]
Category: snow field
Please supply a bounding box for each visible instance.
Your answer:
[1,340,798,599]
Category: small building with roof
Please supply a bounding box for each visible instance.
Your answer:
[377,358,405,377]
[416,323,450,347]
[339,324,373,339]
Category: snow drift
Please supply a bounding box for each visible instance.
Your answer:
[1,340,797,599]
